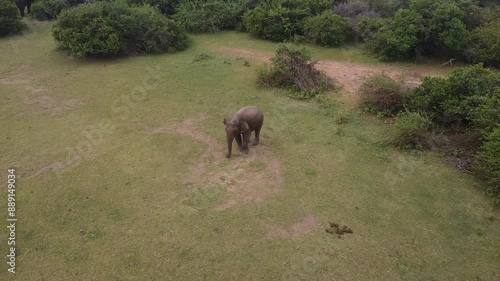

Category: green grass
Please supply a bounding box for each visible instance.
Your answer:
[1,20,499,280]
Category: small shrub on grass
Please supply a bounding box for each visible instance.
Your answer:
[257,44,334,98]
[0,0,25,36]
[359,73,408,116]
[31,0,69,20]
[394,111,431,149]
[52,1,189,58]
[474,127,500,203]
[303,11,352,47]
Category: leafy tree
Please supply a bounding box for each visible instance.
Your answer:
[469,19,500,67]
[365,0,470,60]
[243,0,330,42]
[0,0,25,36]
[304,10,352,47]
[175,0,245,33]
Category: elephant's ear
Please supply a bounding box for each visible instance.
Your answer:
[239,121,250,132]
[223,118,227,125]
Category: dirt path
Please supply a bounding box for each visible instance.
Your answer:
[215,47,430,105]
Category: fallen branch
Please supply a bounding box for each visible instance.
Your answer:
[440,59,456,68]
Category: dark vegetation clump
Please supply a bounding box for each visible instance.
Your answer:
[474,128,500,203]
[359,73,408,116]
[243,0,331,42]
[303,10,352,47]
[257,45,335,99]
[407,64,500,130]
[52,1,189,58]
[174,0,246,33]
[401,64,499,202]
[468,19,500,67]
[0,0,25,36]
[325,222,353,238]
[127,0,181,16]
[31,0,69,20]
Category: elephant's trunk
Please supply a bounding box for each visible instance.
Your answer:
[226,134,234,158]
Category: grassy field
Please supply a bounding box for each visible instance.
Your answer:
[1,21,499,280]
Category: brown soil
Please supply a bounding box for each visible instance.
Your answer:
[267,215,317,239]
[153,114,283,210]
[215,47,425,105]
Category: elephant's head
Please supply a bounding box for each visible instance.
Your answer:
[223,117,249,158]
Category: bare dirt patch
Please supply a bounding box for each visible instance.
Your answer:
[153,114,283,210]
[24,90,84,114]
[215,47,425,105]
[2,64,84,115]
[267,215,317,239]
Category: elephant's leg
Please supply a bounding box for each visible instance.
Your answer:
[19,7,25,17]
[235,134,243,151]
[27,3,31,14]
[252,126,261,146]
[241,131,251,154]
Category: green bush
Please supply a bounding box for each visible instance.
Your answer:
[175,0,245,33]
[31,0,69,20]
[365,0,469,61]
[394,111,431,149]
[469,20,500,67]
[408,64,500,129]
[243,0,330,42]
[359,73,408,116]
[303,11,352,47]
[471,88,500,135]
[257,44,334,97]
[127,0,180,16]
[0,0,25,36]
[474,127,500,203]
[53,1,189,58]
[357,15,385,42]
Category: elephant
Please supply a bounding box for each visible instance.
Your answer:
[14,0,32,17]
[223,106,264,158]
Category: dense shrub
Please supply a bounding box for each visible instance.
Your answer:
[469,20,500,67]
[0,0,25,36]
[394,110,431,149]
[471,88,500,135]
[359,73,408,116]
[357,15,384,42]
[175,0,245,33]
[243,0,330,42]
[257,44,334,97]
[127,0,180,16]
[303,11,352,47]
[365,0,469,61]
[53,1,189,58]
[474,127,500,202]
[408,64,500,129]
[31,0,69,20]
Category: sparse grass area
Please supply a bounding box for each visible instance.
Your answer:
[1,21,499,280]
